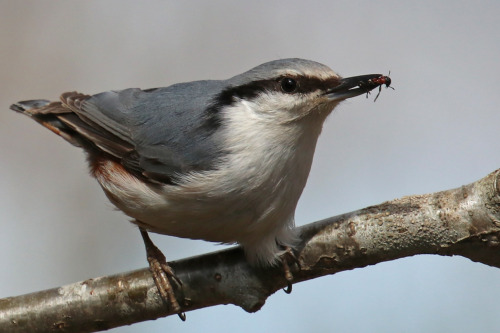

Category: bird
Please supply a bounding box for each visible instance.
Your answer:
[10,58,391,318]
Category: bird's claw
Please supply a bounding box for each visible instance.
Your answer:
[280,247,300,294]
[140,228,186,320]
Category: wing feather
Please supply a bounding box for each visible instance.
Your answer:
[12,81,228,184]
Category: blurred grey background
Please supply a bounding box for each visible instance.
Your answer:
[1,1,500,332]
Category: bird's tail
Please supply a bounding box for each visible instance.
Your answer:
[10,97,83,147]
[10,99,51,113]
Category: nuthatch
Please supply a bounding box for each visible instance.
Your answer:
[10,58,391,318]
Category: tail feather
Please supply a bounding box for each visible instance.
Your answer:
[10,98,84,147]
[10,93,133,156]
[10,99,51,113]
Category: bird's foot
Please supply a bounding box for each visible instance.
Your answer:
[280,246,301,294]
[140,228,186,321]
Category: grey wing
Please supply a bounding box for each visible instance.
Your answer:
[80,84,227,182]
[13,82,227,184]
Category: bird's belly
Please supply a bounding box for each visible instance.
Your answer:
[92,158,294,244]
[108,185,292,245]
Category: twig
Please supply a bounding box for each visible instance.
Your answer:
[1,169,500,332]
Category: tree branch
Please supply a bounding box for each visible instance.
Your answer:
[2,169,500,332]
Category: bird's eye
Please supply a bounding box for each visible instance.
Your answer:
[280,77,298,93]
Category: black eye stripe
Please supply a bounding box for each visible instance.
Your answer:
[205,75,341,120]
[213,75,340,108]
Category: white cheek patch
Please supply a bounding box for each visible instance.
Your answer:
[235,91,319,124]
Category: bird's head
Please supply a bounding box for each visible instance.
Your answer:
[214,58,387,125]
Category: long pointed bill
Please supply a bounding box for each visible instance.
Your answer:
[326,74,390,101]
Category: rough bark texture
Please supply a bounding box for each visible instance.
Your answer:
[1,169,500,332]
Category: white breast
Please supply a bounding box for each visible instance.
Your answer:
[95,97,334,266]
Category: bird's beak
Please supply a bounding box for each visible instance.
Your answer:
[326,74,386,101]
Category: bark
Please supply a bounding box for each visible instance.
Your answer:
[1,169,500,332]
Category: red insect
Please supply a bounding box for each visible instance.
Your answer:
[370,75,391,87]
[362,72,394,102]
